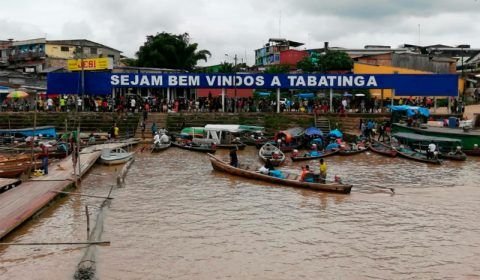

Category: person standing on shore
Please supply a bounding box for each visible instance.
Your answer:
[151,122,157,137]
[40,143,49,175]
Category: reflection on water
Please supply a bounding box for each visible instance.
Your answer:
[1,147,480,279]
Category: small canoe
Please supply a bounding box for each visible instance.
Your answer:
[464,149,480,156]
[151,141,171,153]
[171,141,216,153]
[440,152,467,161]
[396,146,442,165]
[259,143,286,166]
[208,154,352,194]
[291,149,339,161]
[99,148,134,165]
[338,147,368,156]
[216,143,246,150]
[370,140,397,157]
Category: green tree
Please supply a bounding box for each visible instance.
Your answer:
[321,50,353,72]
[264,64,290,74]
[297,50,353,73]
[136,32,211,70]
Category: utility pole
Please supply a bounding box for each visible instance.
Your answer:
[80,41,85,112]
[234,54,238,113]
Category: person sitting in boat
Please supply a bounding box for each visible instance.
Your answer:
[454,146,463,155]
[309,144,321,157]
[153,132,161,145]
[88,133,96,145]
[351,142,358,151]
[160,133,169,144]
[264,158,275,172]
[292,149,299,158]
[300,165,315,182]
[427,142,437,159]
[272,151,280,160]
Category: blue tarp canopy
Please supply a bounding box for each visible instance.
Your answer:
[304,127,323,137]
[294,93,315,99]
[256,91,271,96]
[0,86,10,94]
[328,129,343,138]
[390,105,430,118]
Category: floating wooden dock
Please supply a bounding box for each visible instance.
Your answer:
[0,142,135,240]
[0,178,20,193]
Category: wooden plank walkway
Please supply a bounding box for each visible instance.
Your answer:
[0,142,134,240]
[0,178,20,193]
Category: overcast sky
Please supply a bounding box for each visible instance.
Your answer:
[2,0,480,65]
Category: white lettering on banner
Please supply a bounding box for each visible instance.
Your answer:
[354,76,365,86]
[206,76,216,86]
[367,76,377,86]
[111,75,119,85]
[130,75,139,86]
[318,76,328,87]
[256,76,265,87]
[271,76,281,87]
[168,76,178,86]
[151,75,163,86]
[244,76,254,86]
[107,74,379,88]
[343,76,353,87]
[120,75,129,86]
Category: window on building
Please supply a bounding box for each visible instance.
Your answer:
[61,46,69,52]
[90,47,97,55]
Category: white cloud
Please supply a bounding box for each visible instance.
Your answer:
[2,0,480,65]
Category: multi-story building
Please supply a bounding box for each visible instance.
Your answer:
[255,38,304,67]
[4,38,122,73]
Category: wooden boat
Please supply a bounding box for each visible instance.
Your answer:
[151,141,171,153]
[258,143,286,166]
[171,141,216,153]
[208,154,352,194]
[0,161,37,178]
[99,148,134,165]
[0,126,57,138]
[290,149,339,161]
[369,140,398,157]
[395,146,442,165]
[338,146,368,156]
[274,127,304,152]
[464,149,480,156]
[440,151,467,161]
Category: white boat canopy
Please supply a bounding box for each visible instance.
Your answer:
[204,124,264,133]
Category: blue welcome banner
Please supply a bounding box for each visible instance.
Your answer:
[48,72,459,96]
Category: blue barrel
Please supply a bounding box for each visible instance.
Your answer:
[448,117,457,128]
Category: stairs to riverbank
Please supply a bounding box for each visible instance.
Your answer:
[315,116,331,134]
[136,113,167,140]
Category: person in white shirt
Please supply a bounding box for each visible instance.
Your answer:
[160,133,169,144]
[130,98,136,112]
[153,132,160,145]
[427,142,437,159]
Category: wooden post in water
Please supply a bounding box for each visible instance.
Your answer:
[85,205,90,240]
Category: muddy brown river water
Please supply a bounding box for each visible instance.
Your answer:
[0,147,479,279]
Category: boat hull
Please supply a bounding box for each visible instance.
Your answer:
[370,141,398,157]
[392,123,480,151]
[258,143,286,166]
[151,142,171,153]
[208,154,352,194]
[291,149,339,161]
[171,141,216,153]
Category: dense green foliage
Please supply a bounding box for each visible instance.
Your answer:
[135,32,211,70]
[297,50,353,73]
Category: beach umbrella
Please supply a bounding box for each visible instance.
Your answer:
[7,91,29,99]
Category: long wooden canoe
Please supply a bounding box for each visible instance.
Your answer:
[171,141,216,153]
[396,147,442,165]
[370,140,397,157]
[290,149,339,161]
[208,154,352,194]
[338,147,368,156]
